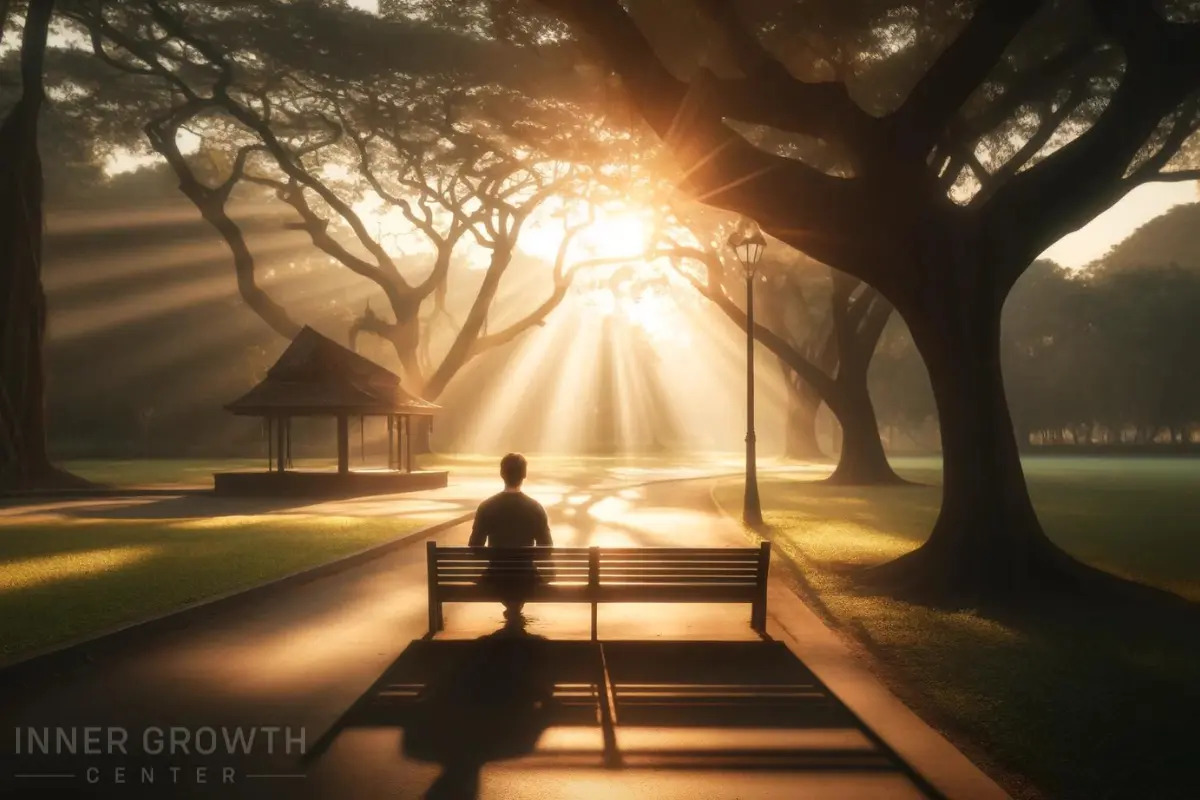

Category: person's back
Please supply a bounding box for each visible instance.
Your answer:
[469,491,551,549]
[468,453,551,627]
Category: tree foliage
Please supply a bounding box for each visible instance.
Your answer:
[61,0,614,402]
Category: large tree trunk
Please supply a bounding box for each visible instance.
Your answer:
[826,371,904,485]
[823,275,905,485]
[0,0,81,490]
[869,294,1081,606]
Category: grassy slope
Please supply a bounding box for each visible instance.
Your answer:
[0,515,425,661]
[716,456,1200,800]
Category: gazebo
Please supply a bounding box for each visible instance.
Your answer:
[214,326,449,497]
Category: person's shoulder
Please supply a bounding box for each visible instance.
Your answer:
[520,492,547,513]
[478,492,507,510]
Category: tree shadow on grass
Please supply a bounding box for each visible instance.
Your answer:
[54,494,315,520]
[808,548,1200,800]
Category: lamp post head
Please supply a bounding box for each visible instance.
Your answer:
[727,221,767,278]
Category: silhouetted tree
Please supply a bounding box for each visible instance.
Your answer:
[535,0,1200,604]
[0,0,87,489]
[650,209,903,483]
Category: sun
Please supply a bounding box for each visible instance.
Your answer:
[348,195,655,273]
[345,194,691,341]
[518,203,652,263]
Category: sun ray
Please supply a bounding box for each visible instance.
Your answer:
[45,229,306,292]
[460,310,579,453]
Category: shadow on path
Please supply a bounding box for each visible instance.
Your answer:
[306,633,936,798]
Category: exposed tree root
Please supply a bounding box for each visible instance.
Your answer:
[0,462,96,493]
[859,530,1194,617]
[823,464,914,487]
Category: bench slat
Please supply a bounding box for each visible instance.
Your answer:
[438,585,758,602]
[434,573,758,585]
[593,586,758,601]
[436,558,758,568]
[434,548,759,560]
[437,578,759,588]
[435,565,759,575]
[435,562,758,574]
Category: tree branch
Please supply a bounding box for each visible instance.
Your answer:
[940,40,1100,155]
[348,301,398,354]
[971,76,1090,207]
[688,0,883,161]
[888,0,1044,161]
[984,56,1199,276]
[534,0,868,274]
[654,244,841,403]
[142,109,302,340]
[467,222,608,358]
[1126,103,1200,184]
[1141,169,1200,183]
[244,174,404,304]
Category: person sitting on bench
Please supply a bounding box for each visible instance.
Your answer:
[468,453,553,627]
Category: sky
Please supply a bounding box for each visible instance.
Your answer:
[1042,181,1199,267]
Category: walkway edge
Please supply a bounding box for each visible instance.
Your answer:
[0,511,474,688]
[709,481,1012,800]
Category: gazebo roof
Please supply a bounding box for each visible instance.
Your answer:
[226,326,439,417]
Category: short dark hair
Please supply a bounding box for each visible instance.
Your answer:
[500,452,527,488]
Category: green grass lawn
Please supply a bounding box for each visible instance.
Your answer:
[716,456,1200,800]
[0,514,425,661]
[62,458,339,487]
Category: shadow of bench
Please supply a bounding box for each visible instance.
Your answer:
[303,636,931,799]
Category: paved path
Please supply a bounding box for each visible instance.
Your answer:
[0,474,1006,799]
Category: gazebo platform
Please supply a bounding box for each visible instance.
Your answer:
[213,468,449,498]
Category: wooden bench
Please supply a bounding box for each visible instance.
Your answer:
[426,542,771,639]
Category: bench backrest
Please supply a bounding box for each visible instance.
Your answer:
[428,544,770,591]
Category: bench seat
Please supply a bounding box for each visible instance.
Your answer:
[426,542,771,638]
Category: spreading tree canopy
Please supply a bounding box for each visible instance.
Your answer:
[530,0,1200,605]
[63,0,618,405]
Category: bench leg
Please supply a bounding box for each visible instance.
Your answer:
[591,602,598,641]
[751,599,766,633]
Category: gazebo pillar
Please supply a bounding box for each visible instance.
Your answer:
[336,414,350,474]
[404,416,414,473]
[275,416,287,473]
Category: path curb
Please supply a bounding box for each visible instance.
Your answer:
[0,511,474,689]
[0,487,211,505]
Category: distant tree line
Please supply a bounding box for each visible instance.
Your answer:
[867,244,1200,452]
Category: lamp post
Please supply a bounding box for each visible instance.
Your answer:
[728,222,766,527]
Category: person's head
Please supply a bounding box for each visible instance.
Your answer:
[500,452,527,489]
